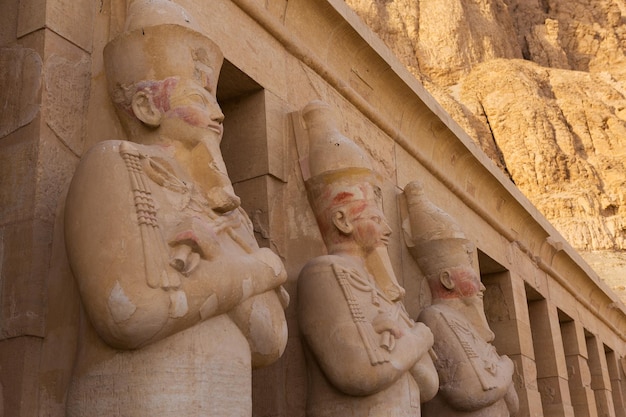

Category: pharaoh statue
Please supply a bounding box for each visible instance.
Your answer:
[297,101,438,417]
[64,1,288,415]
[403,181,519,417]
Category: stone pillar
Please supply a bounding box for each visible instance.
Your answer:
[605,348,626,417]
[494,271,543,416]
[560,319,598,417]
[586,334,617,417]
[482,270,525,412]
[528,297,575,417]
[0,0,93,416]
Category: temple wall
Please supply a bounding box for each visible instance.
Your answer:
[1,1,625,416]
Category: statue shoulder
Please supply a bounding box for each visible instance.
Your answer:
[67,140,135,215]
[80,139,125,159]
[299,254,347,278]
[297,255,355,311]
[71,140,130,183]
[418,304,462,338]
[298,255,365,289]
[418,303,446,324]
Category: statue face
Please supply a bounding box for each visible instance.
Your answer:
[348,204,392,254]
[161,77,224,143]
[154,77,239,212]
[448,266,486,302]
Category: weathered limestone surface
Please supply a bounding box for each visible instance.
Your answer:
[345,0,626,302]
[297,101,438,417]
[62,1,289,416]
[1,1,625,416]
[404,181,519,417]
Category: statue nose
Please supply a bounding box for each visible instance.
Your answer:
[211,107,224,124]
[206,94,224,124]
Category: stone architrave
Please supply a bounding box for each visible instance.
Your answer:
[404,181,519,417]
[297,100,438,417]
[63,2,288,416]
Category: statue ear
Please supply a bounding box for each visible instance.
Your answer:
[332,209,353,235]
[440,270,455,290]
[131,90,163,127]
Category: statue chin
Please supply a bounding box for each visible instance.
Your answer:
[207,187,241,212]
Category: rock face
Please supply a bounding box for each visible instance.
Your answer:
[345,0,626,302]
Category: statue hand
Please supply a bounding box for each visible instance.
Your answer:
[372,312,403,338]
[168,217,221,275]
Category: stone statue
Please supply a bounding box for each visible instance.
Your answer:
[64,2,288,416]
[403,181,519,417]
[297,101,438,417]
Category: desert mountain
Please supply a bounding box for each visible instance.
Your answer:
[345,0,626,302]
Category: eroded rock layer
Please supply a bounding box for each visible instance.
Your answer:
[345,0,626,301]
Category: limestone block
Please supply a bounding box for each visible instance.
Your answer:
[35,124,79,224]
[516,354,545,417]
[18,0,94,52]
[519,354,539,391]
[346,116,396,182]
[265,91,289,182]
[392,135,431,194]
[221,89,288,184]
[34,196,80,417]
[586,335,612,391]
[537,375,571,407]
[513,320,535,362]
[221,90,269,183]
[232,175,286,255]
[0,337,42,417]
[529,300,566,378]
[42,32,91,157]
[489,320,524,356]
[566,355,595,403]
[0,0,19,46]
[484,278,514,322]
[525,388,545,417]
[0,46,41,138]
[16,0,46,39]
[277,336,308,417]
[0,128,37,225]
[570,385,598,415]
[560,320,588,358]
[0,219,52,339]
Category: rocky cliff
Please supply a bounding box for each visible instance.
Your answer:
[345,0,626,302]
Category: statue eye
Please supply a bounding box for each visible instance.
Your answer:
[188,93,207,105]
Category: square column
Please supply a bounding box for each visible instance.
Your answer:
[482,267,543,417]
[528,295,574,417]
[560,318,598,417]
[605,348,626,417]
[586,333,616,417]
